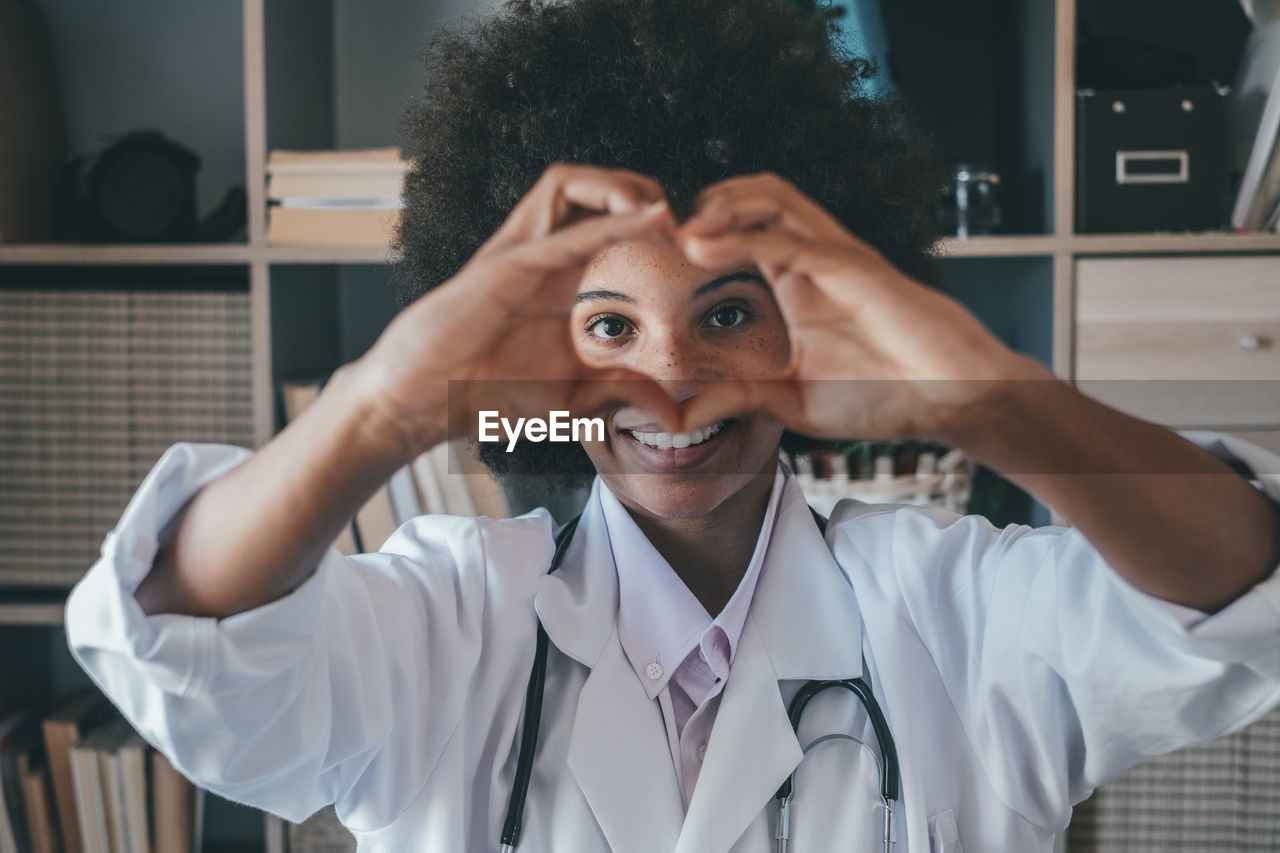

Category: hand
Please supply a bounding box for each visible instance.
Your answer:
[673,173,1050,442]
[353,164,684,456]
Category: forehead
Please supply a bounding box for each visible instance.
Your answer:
[580,240,751,294]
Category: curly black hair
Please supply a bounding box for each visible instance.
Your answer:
[393,0,946,488]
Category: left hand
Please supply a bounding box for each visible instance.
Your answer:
[673,172,1050,442]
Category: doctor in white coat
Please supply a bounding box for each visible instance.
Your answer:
[66,2,1280,850]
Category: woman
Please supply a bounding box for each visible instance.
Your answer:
[67,0,1280,850]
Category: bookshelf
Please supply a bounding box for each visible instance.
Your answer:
[1,0,1276,851]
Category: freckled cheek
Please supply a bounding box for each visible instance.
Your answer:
[722,333,791,378]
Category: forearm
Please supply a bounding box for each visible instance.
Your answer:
[944,359,1280,613]
[134,362,437,619]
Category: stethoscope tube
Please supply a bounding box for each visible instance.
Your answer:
[774,678,900,853]
[499,516,580,852]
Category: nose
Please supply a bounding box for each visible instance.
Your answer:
[630,328,722,404]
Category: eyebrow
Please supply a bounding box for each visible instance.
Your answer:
[575,271,767,305]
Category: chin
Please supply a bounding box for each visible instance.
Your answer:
[601,471,763,522]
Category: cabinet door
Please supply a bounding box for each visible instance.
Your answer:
[1074,256,1280,428]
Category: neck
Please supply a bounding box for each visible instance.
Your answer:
[626,471,776,616]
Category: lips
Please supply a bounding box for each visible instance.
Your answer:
[624,420,725,450]
[615,419,732,471]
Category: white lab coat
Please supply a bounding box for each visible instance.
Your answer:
[66,435,1280,852]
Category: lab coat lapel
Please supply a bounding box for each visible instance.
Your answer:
[676,473,867,852]
[534,481,684,852]
[567,632,685,853]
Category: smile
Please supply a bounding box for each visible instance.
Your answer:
[623,420,725,450]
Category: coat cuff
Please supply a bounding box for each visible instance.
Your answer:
[64,442,334,700]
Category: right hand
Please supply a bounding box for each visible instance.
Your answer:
[351,164,684,457]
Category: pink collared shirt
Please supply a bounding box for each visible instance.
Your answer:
[598,469,787,811]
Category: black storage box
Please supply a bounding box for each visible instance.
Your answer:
[1076,87,1227,233]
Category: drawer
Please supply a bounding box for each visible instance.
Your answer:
[1075,256,1280,427]
[1075,321,1280,379]
[1076,257,1280,323]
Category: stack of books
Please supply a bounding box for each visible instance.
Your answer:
[266,148,407,246]
[0,693,202,853]
[281,378,510,555]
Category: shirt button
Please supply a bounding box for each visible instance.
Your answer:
[696,743,708,762]
[645,662,663,680]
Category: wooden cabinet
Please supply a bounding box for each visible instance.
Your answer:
[1074,255,1280,428]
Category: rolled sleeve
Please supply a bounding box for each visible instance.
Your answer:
[830,430,1280,832]
[63,442,502,830]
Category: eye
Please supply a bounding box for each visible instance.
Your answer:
[706,305,749,328]
[587,315,633,340]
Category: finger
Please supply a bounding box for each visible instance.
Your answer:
[684,173,851,245]
[679,378,804,435]
[682,230,879,301]
[679,192,823,243]
[481,165,668,256]
[568,369,683,433]
[501,199,676,279]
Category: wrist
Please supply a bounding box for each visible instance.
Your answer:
[929,353,1058,456]
[324,359,449,462]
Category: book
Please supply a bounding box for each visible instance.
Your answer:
[265,147,403,172]
[451,443,511,519]
[279,378,358,556]
[267,171,404,203]
[266,206,399,247]
[410,450,447,516]
[428,442,477,517]
[111,730,150,853]
[0,711,37,853]
[42,693,115,853]
[17,752,58,853]
[69,717,126,853]
[386,465,422,526]
[96,727,127,853]
[150,750,191,853]
[354,484,399,553]
[417,441,510,519]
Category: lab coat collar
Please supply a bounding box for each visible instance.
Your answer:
[533,477,619,670]
[533,469,866,851]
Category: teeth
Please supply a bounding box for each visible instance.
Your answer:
[630,421,725,450]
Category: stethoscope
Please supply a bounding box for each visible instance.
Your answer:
[500,511,901,853]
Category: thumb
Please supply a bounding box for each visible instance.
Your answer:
[679,379,804,435]
[569,368,683,433]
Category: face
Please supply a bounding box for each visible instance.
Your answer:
[571,239,791,520]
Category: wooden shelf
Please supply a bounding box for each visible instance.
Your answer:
[4,233,1273,267]
[0,243,254,265]
[936,235,1062,257]
[262,244,397,264]
[0,598,65,626]
[936,232,1280,258]
[1068,232,1280,255]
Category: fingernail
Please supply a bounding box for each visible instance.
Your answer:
[641,200,669,216]
[610,194,639,214]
